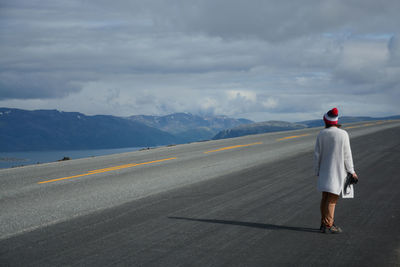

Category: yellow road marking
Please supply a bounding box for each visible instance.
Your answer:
[204,142,262,154]
[345,122,378,129]
[277,133,310,141]
[38,157,177,184]
[344,125,361,129]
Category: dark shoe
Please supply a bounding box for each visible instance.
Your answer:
[321,225,342,234]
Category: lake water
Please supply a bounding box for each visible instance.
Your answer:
[0,147,144,169]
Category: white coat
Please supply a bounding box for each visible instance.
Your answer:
[314,127,355,195]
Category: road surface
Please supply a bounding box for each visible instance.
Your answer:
[1,120,400,266]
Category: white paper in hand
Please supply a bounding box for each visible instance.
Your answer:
[342,184,354,198]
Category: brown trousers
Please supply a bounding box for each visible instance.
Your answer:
[320,192,339,227]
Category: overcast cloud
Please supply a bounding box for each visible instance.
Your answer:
[1,0,399,121]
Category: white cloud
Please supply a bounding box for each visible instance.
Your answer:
[227,90,257,102]
[262,98,278,109]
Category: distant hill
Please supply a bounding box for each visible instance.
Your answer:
[298,115,400,128]
[0,108,253,151]
[2,108,397,151]
[0,108,177,152]
[213,121,306,140]
[213,115,400,140]
[128,113,253,143]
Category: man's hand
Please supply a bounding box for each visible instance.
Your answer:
[352,172,358,180]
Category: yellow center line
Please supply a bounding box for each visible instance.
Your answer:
[204,142,262,154]
[345,122,379,129]
[38,157,177,184]
[277,133,310,141]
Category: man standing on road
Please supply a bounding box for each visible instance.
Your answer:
[314,107,358,234]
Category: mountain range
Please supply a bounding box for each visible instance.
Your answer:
[128,113,252,143]
[212,115,400,140]
[0,108,177,151]
[213,121,306,140]
[0,108,252,151]
[1,107,399,152]
[298,115,400,127]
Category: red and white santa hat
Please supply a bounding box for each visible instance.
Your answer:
[323,107,339,125]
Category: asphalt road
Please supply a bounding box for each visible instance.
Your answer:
[1,120,400,266]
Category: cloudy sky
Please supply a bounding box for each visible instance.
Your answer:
[1,0,399,122]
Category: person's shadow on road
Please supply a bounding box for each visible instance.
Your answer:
[168,216,320,233]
